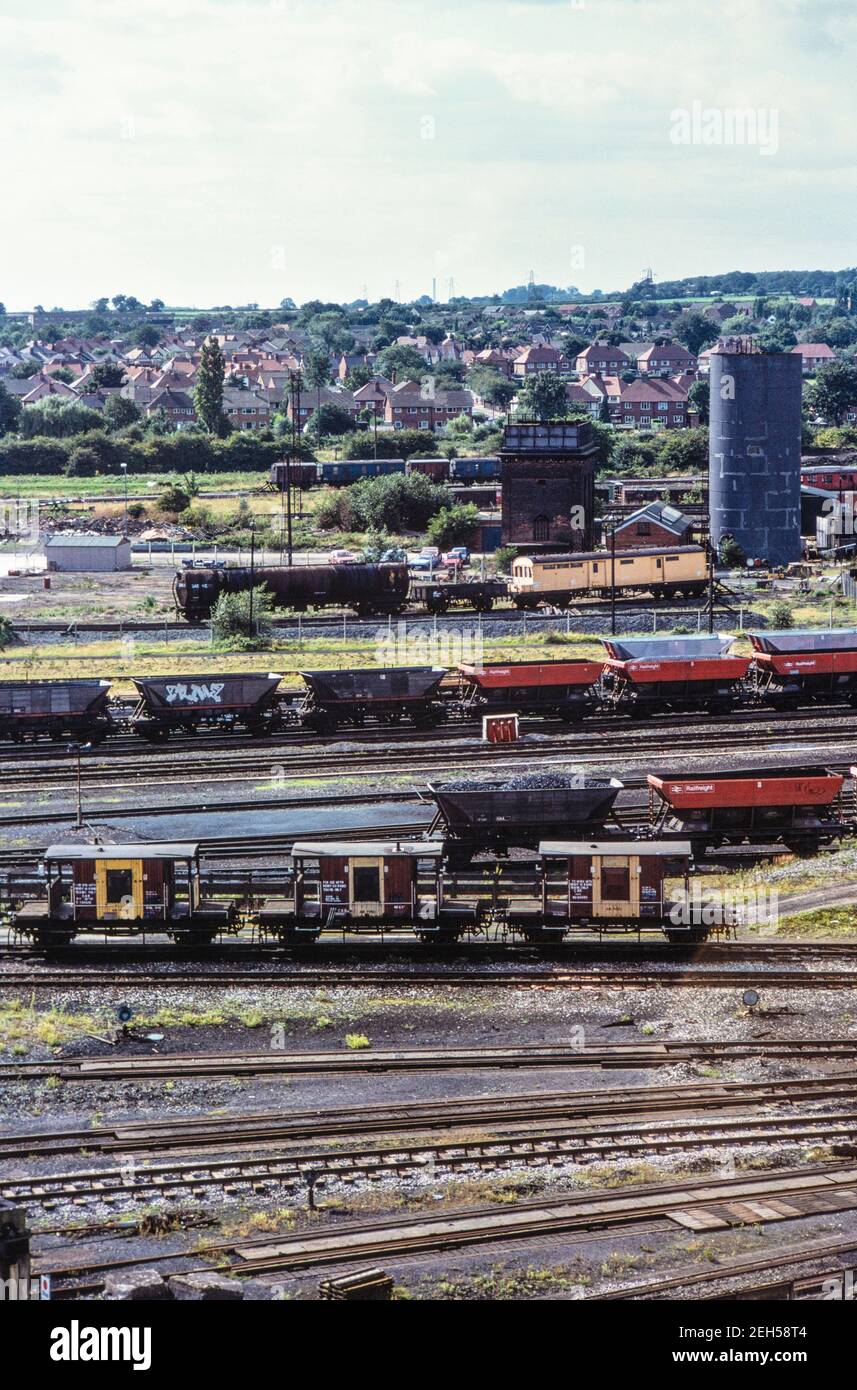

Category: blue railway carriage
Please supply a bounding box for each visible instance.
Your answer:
[318,459,406,485]
[449,456,501,484]
[13,843,237,947]
[257,840,448,942]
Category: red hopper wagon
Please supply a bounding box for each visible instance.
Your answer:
[457,658,604,722]
[647,765,846,854]
[602,636,749,715]
[749,629,857,706]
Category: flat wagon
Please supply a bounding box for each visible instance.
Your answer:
[409,577,507,614]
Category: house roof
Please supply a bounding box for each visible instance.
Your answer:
[45,842,199,861]
[44,534,131,548]
[792,344,836,358]
[615,502,693,536]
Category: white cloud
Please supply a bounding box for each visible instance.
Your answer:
[0,0,855,306]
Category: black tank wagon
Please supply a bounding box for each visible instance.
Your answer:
[130,672,285,740]
[0,679,112,744]
[174,562,409,620]
[299,666,447,731]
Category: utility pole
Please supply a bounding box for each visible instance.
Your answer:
[69,742,91,829]
[609,509,617,636]
[120,462,128,534]
[248,518,256,635]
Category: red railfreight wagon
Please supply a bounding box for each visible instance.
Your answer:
[749,629,857,705]
[457,658,604,721]
[602,636,749,715]
[647,765,846,853]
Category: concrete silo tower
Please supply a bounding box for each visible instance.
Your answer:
[708,339,803,565]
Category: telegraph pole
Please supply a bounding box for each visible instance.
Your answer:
[248,518,256,635]
[609,508,617,636]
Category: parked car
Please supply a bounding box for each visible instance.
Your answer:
[328,548,358,565]
[444,546,470,567]
[380,546,408,562]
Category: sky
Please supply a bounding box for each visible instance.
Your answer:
[1,0,855,309]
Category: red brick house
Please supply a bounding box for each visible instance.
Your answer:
[586,375,697,430]
[574,343,631,375]
[385,382,473,431]
[145,389,197,426]
[791,343,836,375]
[610,501,695,551]
[286,385,358,431]
[512,345,564,378]
[636,343,697,376]
[222,389,271,430]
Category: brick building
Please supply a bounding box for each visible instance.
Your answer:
[499,420,599,550]
[610,501,694,551]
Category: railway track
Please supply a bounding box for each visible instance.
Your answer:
[0,702,856,773]
[0,964,854,989]
[4,1073,855,1163]
[38,1159,857,1285]
[4,938,857,964]
[6,1110,856,1210]
[6,1037,857,1083]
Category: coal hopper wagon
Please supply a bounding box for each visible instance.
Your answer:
[602,635,750,715]
[129,673,285,740]
[749,629,857,707]
[298,666,448,732]
[457,658,604,722]
[647,765,846,855]
[174,561,409,620]
[0,679,113,744]
[427,773,624,862]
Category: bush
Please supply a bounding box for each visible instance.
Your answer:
[65,445,101,477]
[0,437,68,474]
[210,586,275,645]
[768,600,794,629]
[316,472,449,533]
[718,536,746,568]
[494,545,518,574]
[426,503,479,549]
[159,484,191,514]
[348,429,437,459]
[20,397,106,439]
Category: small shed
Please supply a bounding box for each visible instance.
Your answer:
[44,534,132,572]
